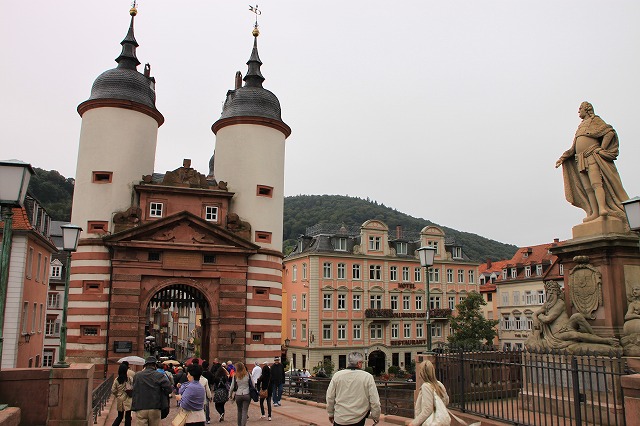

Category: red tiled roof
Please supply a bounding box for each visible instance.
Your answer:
[0,207,32,231]
[477,241,563,284]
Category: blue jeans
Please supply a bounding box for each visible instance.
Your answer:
[272,383,283,404]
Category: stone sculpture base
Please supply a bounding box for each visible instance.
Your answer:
[572,216,627,239]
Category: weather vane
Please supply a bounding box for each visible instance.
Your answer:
[249,4,261,28]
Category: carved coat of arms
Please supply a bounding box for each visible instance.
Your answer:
[568,256,603,319]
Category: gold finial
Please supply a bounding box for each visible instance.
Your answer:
[249,4,261,35]
[130,0,138,16]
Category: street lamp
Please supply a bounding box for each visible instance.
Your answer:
[307,331,314,369]
[623,197,640,232]
[417,246,437,353]
[0,160,34,370]
[53,224,82,368]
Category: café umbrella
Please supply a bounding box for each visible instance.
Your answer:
[117,356,146,366]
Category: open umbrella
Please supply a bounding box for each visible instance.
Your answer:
[161,347,175,352]
[145,336,155,340]
[163,359,180,366]
[184,357,204,366]
[117,355,146,366]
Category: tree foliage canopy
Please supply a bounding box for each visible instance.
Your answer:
[447,292,499,348]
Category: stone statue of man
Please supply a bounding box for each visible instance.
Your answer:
[555,102,629,224]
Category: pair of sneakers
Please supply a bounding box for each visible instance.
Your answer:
[260,415,272,421]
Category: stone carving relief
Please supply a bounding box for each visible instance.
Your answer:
[150,221,219,245]
[226,213,251,241]
[622,284,640,356]
[141,159,228,191]
[568,256,602,319]
[525,281,619,354]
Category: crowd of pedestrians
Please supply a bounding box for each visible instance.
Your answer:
[111,355,289,426]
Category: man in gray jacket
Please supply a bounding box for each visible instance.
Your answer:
[132,356,173,426]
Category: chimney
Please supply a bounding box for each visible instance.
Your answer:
[486,258,492,269]
[553,238,559,243]
[396,225,402,239]
[235,71,242,89]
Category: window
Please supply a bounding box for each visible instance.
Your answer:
[292,265,298,281]
[487,293,493,302]
[511,268,517,278]
[22,302,28,333]
[92,171,113,183]
[468,270,475,284]
[559,264,564,275]
[39,304,43,333]
[513,291,520,305]
[43,349,54,367]
[368,236,381,251]
[352,264,361,280]
[47,292,60,309]
[337,263,346,279]
[26,248,33,279]
[337,324,346,340]
[446,269,453,283]
[255,231,272,243]
[390,295,398,311]
[353,294,361,310]
[415,295,423,311]
[81,326,99,337]
[396,242,407,255]
[431,324,442,337]
[403,295,410,310]
[503,342,512,351]
[370,294,382,309]
[323,324,332,340]
[402,267,410,282]
[404,323,411,338]
[524,266,531,277]
[391,324,399,339]
[448,296,455,310]
[427,241,440,254]
[50,263,62,279]
[256,185,273,197]
[88,221,108,234]
[150,202,163,217]
[536,264,543,276]
[302,293,307,310]
[369,265,382,280]
[414,267,421,282]
[416,323,424,338]
[337,294,346,310]
[370,324,383,339]
[390,266,398,282]
[302,263,307,279]
[35,253,42,282]
[45,316,60,336]
[336,238,347,251]
[323,262,332,279]
[353,324,361,340]
[501,292,509,306]
[525,291,534,305]
[526,316,533,330]
[291,295,297,310]
[291,321,297,339]
[537,290,546,304]
[323,294,332,310]
[204,206,218,222]
[252,333,264,343]
[429,268,440,283]
[430,296,441,309]
[301,323,307,340]
[453,247,462,259]
[514,316,523,330]
[457,269,464,283]
[459,296,466,304]
[502,314,512,330]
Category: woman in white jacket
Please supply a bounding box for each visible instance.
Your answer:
[410,360,449,426]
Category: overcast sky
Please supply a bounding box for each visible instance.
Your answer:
[2,1,639,248]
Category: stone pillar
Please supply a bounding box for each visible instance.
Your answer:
[207,317,219,359]
[550,233,640,339]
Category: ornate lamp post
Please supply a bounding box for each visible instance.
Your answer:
[623,197,640,232]
[0,160,33,370]
[307,331,314,369]
[53,224,82,368]
[417,246,437,353]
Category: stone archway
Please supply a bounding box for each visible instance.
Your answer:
[368,350,386,375]
[143,284,212,362]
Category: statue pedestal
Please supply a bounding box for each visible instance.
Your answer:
[572,216,628,239]
[550,232,640,339]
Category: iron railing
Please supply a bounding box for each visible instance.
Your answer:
[283,375,416,418]
[434,346,630,426]
[92,374,114,424]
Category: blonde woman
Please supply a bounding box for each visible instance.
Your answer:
[231,362,251,426]
[410,360,449,426]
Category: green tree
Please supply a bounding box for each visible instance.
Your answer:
[447,292,498,349]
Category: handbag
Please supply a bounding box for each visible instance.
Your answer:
[422,384,451,426]
[171,408,188,426]
[213,384,228,403]
[248,377,259,402]
[259,389,268,399]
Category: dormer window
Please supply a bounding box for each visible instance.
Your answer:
[336,237,347,251]
[524,266,531,277]
[452,247,462,259]
[428,241,440,254]
[150,202,163,218]
[502,269,507,280]
[396,242,407,255]
[368,236,381,251]
[523,252,528,258]
[511,268,517,278]
[204,206,218,222]
[536,264,543,276]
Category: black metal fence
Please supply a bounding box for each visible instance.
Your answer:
[435,347,630,426]
[283,376,416,418]
[92,374,114,424]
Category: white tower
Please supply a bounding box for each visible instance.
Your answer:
[71,7,163,237]
[212,26,291,252]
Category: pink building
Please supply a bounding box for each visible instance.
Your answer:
[282,220,479,375]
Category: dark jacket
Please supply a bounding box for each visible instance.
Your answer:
[257,365,271,390]
[131,366,173,411]
[270,362,285,385]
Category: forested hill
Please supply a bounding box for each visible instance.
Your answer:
[26,169,517,262]
[283,195,517,262]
